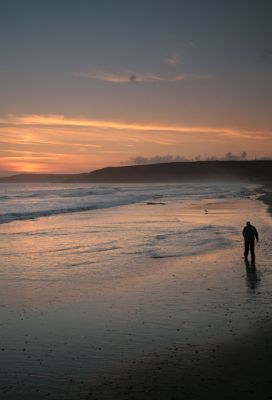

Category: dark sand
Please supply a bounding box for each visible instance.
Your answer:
[86,325,272,400]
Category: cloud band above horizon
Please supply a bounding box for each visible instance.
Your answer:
[1,114,269,139]
[0,114,271,174]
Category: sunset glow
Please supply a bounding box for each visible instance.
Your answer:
[0,114,271,173]
[1,3,272,398]
[0,1,271,175]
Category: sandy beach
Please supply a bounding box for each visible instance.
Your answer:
[0,183,272,399]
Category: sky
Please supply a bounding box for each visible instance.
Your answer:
[0,0,271,174]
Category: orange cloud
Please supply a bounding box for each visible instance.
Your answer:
[0,114,271,173]
[1,114,266,139]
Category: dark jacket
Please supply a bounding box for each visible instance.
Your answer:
[243,225,259,242]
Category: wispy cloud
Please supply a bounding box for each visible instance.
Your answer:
[259,48,272,62]
[165,53,181,66]
[77,69,205,83]
[1,114,260,139]
[182,41,197,49]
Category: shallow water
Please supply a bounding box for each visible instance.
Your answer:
[0,182,271,399]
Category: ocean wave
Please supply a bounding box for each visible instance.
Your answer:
[0,195,148,224]
[0,187,119,201]
[0,183,255,225]
[0,205,100,224]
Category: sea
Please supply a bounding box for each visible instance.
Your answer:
[0,182,253,279]
[0,181,252,225]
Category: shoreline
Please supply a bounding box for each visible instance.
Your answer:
[257,184,272,216]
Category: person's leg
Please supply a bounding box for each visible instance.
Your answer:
[244,241,249,258]
[250,240,255,258]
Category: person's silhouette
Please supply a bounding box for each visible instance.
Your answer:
[242,221,259,260]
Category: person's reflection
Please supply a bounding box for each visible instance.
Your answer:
[244,258,261,291]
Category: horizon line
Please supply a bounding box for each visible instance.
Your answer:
[1,158,271,178]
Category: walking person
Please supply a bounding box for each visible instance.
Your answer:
[243,221,259,260]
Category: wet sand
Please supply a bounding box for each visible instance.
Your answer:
[85,188,272,400]
[1,185,272,399]
[258,185,272,216]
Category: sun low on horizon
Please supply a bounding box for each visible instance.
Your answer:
[0,1,271,176]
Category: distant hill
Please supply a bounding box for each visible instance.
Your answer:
[0,173,90,183]
[0,161,271,183]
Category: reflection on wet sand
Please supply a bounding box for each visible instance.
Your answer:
[244,258,261,291]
